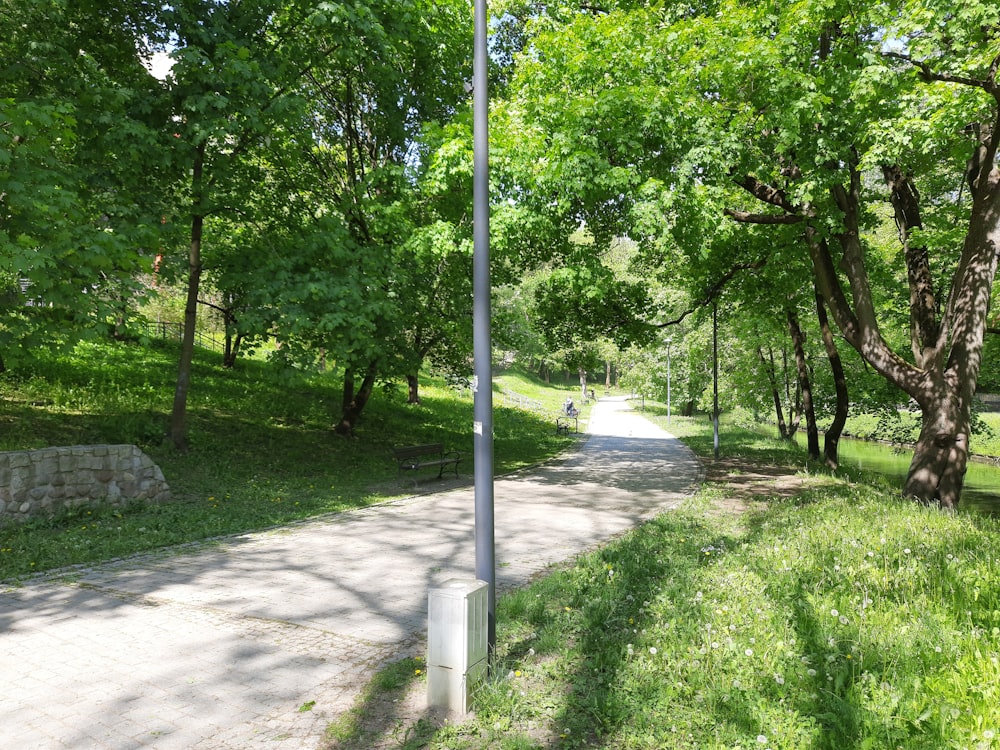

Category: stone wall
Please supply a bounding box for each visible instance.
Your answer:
[0,445,171,525]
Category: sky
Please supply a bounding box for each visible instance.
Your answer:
[144,50,174,80]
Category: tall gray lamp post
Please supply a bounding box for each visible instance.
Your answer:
[472,0,496,660]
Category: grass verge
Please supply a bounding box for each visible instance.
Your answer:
[0,340,579,580]
[330,412,1000,750]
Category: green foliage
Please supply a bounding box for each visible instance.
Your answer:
[0,0,163,363]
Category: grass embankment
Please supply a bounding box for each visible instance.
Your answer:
[0,340,585,580]
[328,411,1000,750]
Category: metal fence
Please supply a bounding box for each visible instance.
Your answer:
[141,321,224,353]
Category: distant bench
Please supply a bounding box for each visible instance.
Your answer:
[393,443,462,486]
[556,416,579,435]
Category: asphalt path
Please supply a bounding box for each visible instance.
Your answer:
[0,396,701,750]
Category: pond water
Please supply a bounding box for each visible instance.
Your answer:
[797,434,1000,516]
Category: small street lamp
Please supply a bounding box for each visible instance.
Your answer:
[666,337,673,426]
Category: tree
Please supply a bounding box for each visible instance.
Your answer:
[501,0,999,507]
[695,0,1000,507]
[1,0,163,366]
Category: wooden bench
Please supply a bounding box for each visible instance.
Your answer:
[556,415,579,434]
[393,443,462,486]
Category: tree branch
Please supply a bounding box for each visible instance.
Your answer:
[724,208,805,224]
[884,50,1000,96]
[656,259,767,328]
[731,174,802,214]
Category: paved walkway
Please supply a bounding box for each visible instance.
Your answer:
[0,396,702,750]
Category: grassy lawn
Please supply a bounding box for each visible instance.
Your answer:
[327,412,1000,750]
[0,339,579,580]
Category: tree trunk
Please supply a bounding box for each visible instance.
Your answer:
[605,360,612,391]
[406,373,420,404]
[787,307,820,461]
[578,367,587,401]
[335,362,377,436]
[815,289,848,468]
[168,143,206,451]
[904,394,970,509]
[222,331,242,369]
[758,346,790,439]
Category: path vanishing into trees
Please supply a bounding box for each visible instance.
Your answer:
[0,397,701,750]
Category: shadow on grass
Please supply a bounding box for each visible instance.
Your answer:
[321,657,450,750]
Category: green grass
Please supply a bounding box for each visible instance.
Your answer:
[0,340,576,580]
[347,414,1000,750]
[726,404,1000,459]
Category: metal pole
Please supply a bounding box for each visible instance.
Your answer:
[472,0,496,660]
[666,337,672,426]
[713,302,720,459]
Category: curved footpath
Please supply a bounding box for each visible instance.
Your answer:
[0,396,702,750]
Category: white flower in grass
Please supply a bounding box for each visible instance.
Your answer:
[774,674,785,685]
[904,548,911,554]
[807,668,817,677]
[831,608,839,618]
[757,735,768,744]
[649,646,657,655]
[745,648,754,657]
[983,729,995,740]
[839,615,849,625]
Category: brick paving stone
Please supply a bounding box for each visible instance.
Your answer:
[0,397,700,749]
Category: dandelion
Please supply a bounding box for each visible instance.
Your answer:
[775,674,785,685]
[904,548,911,554]
[745,648,754,657]
[839,615,849,625]
[757,735,768,744]
[807,668,817,677]
[649,647,658,655]
[831,608,839,618]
